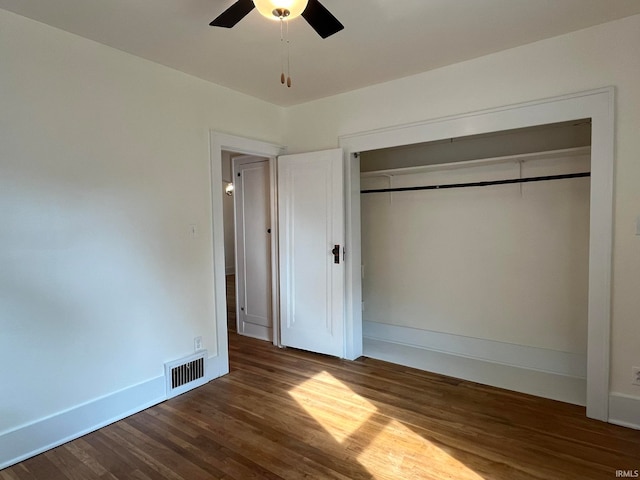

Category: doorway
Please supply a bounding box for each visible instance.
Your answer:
[209,133,285,378]
[212,135,347,363]
[232,155,273,341]
[221,150,275,341]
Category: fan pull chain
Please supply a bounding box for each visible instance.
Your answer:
[277,16,292,88]
[280,18,285,85]
[286,20,291,87]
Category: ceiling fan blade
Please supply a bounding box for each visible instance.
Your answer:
[210,0,255,28]
[302,0,344,39]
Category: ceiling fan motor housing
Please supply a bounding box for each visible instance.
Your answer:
[254,0,308,21]
[210,0,344,39]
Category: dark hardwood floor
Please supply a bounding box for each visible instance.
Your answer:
[2,279,639,479]
[226,274,236,331]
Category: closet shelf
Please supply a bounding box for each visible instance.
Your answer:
[360,146,591,178]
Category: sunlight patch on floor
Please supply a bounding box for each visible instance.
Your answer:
[357,418,486,480]
[288,370,375,442]
[289,371,486,480]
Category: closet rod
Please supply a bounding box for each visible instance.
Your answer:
[360,172,590,194]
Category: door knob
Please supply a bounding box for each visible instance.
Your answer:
[331,245,340,264]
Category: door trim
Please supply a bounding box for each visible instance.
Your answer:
[339,87,614,421]
[209,132,285,366]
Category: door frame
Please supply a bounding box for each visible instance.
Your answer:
[210,132,286,371]
[339,87,614,421]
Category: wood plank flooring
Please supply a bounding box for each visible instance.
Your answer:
[226,274,236,330]
[2,330,639,480]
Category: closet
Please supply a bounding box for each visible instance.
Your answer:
[360,120,591,405]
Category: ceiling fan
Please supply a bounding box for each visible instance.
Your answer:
[210,0,344,39]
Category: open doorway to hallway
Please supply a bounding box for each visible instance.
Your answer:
[221,150,273,341]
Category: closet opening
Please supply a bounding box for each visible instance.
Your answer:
[359,119,592,406]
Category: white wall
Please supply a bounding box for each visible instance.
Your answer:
[284,14,640,402]
[0,6,283,442]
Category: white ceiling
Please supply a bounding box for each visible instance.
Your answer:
[2,0,639,106]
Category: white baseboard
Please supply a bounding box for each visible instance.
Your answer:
[0,355,228,470]
[0,376,166,470]
[364,322,586,406]
[608,393,640,430]
[207,353,229,380]
[239,322,272,342]
[364,321,586,377]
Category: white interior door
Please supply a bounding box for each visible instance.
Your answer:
[234,156,272,341]
[278,148,344,357]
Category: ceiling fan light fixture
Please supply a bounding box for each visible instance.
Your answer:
[253,0,309,21]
